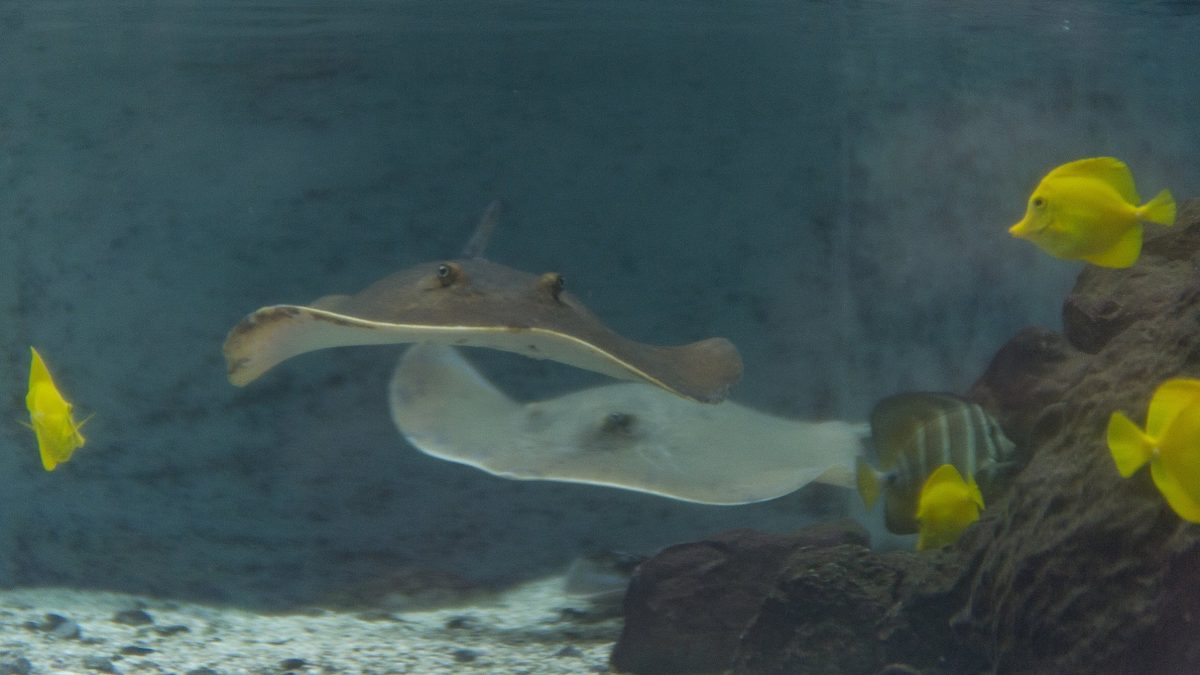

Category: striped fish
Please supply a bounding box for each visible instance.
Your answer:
[856,392,1016,535]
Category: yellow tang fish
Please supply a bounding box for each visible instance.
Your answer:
[915,463,984,551]
[25,346,87,471]
[1107,378,1200,522]
[1009,157,1175,268]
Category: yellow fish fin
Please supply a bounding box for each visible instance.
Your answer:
[1151,398,1200,522]
[1146,379,1200,438]
[1150,461,1200,523]
[1137,189,1176,226]
[967,476,985,511]
[855,457,881,509]
[1107,411,1154,477]
[28,346,53,390]
[39,437,62,472]
[1046,157,1140,204]
[1081,223,1142,269]
[919,463,965,496]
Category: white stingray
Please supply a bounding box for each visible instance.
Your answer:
[388,343,866,505]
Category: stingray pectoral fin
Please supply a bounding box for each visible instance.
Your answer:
[223,305,408,386]
[223,304,743,403]
[626,337,743,404]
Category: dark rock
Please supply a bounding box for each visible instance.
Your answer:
[444,615,476,630]
[1061,293,1131,354]
[278,658,307,670]
[731,546,969,674]
[0,655,33,675]
[33,613,81,640]
[968,326,1085,455]
[608,201,1200,675]
[81,656,117,673]
[1061,205,1200,356]
[153,623,190,636]
[452,648,479,663]
[111,609,153,626]
[119,645,155,656]
[555,645,584,658]
[955,199,1200,673]
[609,520,868,674]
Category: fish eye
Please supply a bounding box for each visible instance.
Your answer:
[435,262,463,287]
[538,272,565,301]
[1032,196,1045,208]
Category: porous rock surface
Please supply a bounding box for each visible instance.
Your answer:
[609,522,870,674]
[957,199,1200,673]
[612,201,1200,674]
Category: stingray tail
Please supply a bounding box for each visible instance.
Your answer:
[856,457,881,509]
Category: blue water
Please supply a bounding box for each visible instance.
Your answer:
[1,0,1198,608]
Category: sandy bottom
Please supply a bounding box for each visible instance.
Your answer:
[0,576,619,674]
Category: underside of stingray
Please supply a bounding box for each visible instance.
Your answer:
[389,343,864,505]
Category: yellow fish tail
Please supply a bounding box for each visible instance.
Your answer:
[855,457,881,509]
[1107,411,1155,477]
[1138,189,1176,226]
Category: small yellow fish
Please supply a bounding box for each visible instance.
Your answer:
[25,346,87,471]
[915,464,984,551]
[1107,378,1200,523]
[856,392,1014,535]
[1009,157,1175,268]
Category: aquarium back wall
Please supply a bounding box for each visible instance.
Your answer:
[1,1,1197,603]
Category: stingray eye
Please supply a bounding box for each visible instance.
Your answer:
[538,272,565,301]
[435,262,463,287]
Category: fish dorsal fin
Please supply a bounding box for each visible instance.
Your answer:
[921,463,965,496]
[1081,223,1142,269]
[29,346,52,386]
[461,200,504,259]
[869,392,969,469]
[1045,157,1140,204]
[1147,379,1200,439]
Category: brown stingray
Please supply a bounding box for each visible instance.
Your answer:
[222,207,743,403]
